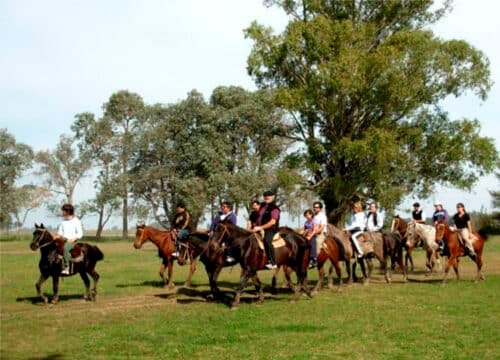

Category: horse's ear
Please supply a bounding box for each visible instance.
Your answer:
[40,223,45,229]
[35,223,39,228]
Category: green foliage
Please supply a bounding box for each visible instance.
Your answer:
[0,129,34,229]
[246,0,498,223]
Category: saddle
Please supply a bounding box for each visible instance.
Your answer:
[361,232,382,255]
[326,224,353,259]
[254,231,286,250]
[70,245,85,263]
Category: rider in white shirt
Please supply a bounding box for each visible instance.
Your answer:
[54,204,83,274]
[345,201,366,258]
[311,201,328,267]
[366,202,384,232]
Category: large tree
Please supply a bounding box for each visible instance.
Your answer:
[103,91,145,239]
[0,129,34,229]
[245,0,498,224]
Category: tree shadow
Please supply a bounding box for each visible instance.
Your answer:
[28,354,67,360]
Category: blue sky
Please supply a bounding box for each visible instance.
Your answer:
[1,0,498,228]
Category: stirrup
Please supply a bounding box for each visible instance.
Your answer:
[61,266,70,275]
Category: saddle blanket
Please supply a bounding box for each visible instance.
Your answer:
[255,231,286,250]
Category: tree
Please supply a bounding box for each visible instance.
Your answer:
[72,112,121,240]
[11,185,51,230]
[103,91,145,239]
[35,134,92,205]
[245,0,498,224]
[0,129,34,229]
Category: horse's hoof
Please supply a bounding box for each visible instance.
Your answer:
[183,283,192,289]
[230,305,239,311]
[50,299,58,305]
[327,283,334,290]
[311,290,318,297]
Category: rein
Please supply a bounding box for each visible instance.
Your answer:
[34,230,56,249]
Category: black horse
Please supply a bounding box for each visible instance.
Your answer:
[30,223,104,304]
[211,220,312,308]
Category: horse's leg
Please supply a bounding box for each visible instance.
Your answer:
[396,249,407,282]
[35,274,48,304]
[251,274,264,304]
[271,266,280,294]
[232,270,251,309]
[384,255,391,283]
[332,258,343,292]
[442,256,453,283]
[345,259,353,286]
[184,259,197,288]
[352,261,359,283]
[89,268,100,300]
[166,257,175,289]
[159,261,167,286]
[313,258,325,294]
[284,266,294,290]
[51,276,60,304]
[79,271,91,301]
[453,257,460,280]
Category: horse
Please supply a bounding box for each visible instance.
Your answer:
[211,220,312,308]
[134,224,178,289]
[435,220,487,282]
[410,222,441,273]
[30,223,103,304]
[328,225,406,284]
[391,216,414,271]
[176,232,210,288]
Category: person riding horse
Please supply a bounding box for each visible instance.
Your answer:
[452,202,476,257]
[246,199,260,231]
[345,201,366,258]
[432,201,449,253]
[53,203,83,275]
[411,202,426,224]
[208,201,238,263]
[171,202,193,257]
[366,202,384,232]
[251,190,280,269]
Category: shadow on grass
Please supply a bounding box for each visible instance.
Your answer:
[406,277,445,284]
[116,280,166,288]
[16,294,86,304]
[27,353,67,360]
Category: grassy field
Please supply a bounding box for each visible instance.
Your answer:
[1,235,499,359]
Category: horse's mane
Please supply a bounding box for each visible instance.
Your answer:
[278,226,308,246]
[221,220,252,237]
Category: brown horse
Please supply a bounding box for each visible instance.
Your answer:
[390,216,414,271]
[211,220,312,308]
[134,225,181,289]
[435,220,487,282]
[31,224,103,304]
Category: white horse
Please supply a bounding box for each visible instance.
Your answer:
[407,223,442,273]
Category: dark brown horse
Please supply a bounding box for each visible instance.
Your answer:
[211,220,312,308]
[30,224,103,304]
[390,216,414,271]
[435,220,487,282]
[134,225,178,289]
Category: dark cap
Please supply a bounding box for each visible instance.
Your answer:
[263,190,275,197]
[413,202,420,207]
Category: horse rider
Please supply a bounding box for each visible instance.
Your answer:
[302,209,318,268]
[171,202,192,257]
[345,201,367,258]
[209,201,238,263]
[311,201,328,267]
[247,199,260,231]
[452,202,476,257]
[251,190,280,269]
[53,203,83,275]
[432,201,449,252]
[366,201,384,232]
[411,202,426,224]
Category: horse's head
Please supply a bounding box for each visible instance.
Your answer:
[435,220,447,242]
[391,215,407,235]
[211,221,231,244]
[134,224,148,249]
[31,223,50,251]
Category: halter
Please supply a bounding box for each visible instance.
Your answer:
[177,241,193,264]
[213,223,230,244]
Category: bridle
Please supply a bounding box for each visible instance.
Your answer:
[177,241,192,264]
[32,229,55,249]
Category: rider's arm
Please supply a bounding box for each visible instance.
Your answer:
[246,220,253,231]
[180,212,190,230]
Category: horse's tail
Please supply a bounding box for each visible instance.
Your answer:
[477,229,488,241]
[88,245,104,261]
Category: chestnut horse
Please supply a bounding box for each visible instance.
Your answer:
[134,225,182,289]
[211,220,312,308]
[30,224,103,304]
[435,220,487,282]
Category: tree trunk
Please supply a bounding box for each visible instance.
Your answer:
[95,205,105,241]
[122,195,128,240]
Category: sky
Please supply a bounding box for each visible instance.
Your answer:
[1,0,499,229]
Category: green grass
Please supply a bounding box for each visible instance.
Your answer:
[1,237,499,359]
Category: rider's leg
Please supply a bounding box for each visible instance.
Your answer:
[351,232,364,258]
[264,230,277,268]
[459,228,476,255]
[62,241,75,274]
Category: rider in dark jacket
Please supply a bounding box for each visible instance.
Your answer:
[252,190,280,269]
